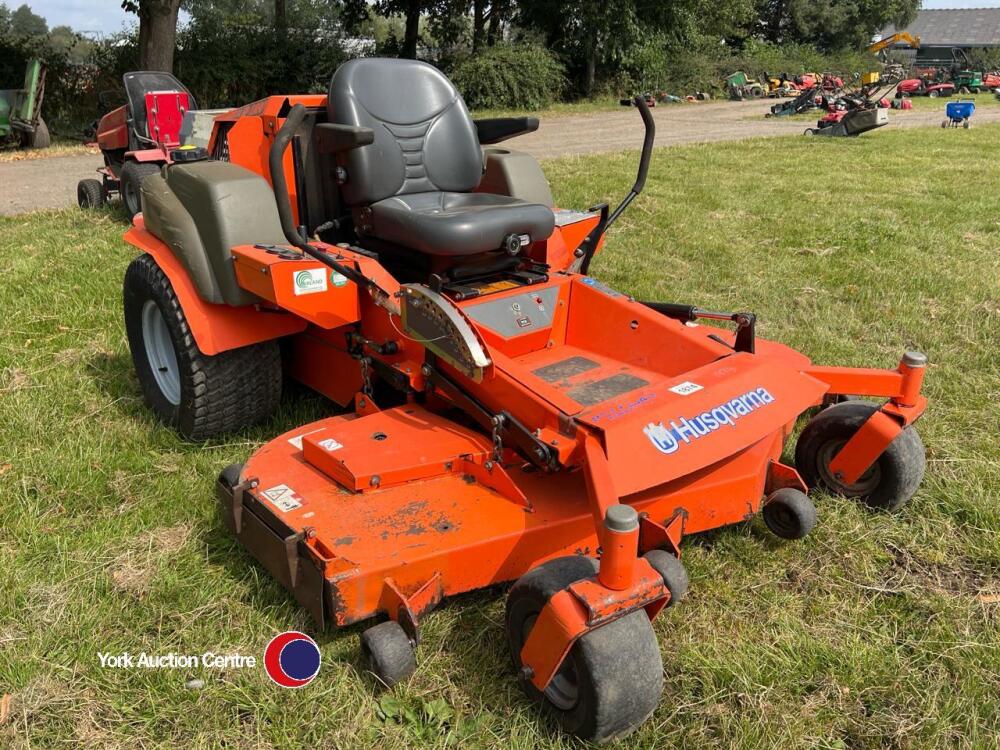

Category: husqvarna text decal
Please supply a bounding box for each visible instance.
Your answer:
[643,387,775,455]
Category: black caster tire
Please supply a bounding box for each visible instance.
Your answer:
[77,178,105,209]
[506,556,662,743]
[120,160,161,220]
[123,254,282,440]
[219,463,244,490]
[795,401,925,511]
[762,488,817,540]
[360,620,416,688]
[643,549,688,605]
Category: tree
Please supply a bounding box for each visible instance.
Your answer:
[10,3,47,36]
[344,0,434,59]
[755,0,919,50]
[123,0,182,72]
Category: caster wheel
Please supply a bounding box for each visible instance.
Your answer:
[506,556,662,742]
[643,549,688,605]
[218,463,244,490]
[762,488,817,540]
[795,401,925,511]
[360,620,416,688]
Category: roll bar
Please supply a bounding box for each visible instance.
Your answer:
[578,95,655,274]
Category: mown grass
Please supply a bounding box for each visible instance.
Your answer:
[1,122,998,748]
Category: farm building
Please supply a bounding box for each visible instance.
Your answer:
[880,8,1000,66]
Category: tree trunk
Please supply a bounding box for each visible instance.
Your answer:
[472,0,486,53]
[487,0,505,46]
[584,32,596,96]
[402,0,421,59]
[275,0,287,29]
[138,0,181,72]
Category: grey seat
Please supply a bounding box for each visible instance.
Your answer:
[329,58,554,257]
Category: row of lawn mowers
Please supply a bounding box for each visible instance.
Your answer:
[765,71,898,137]
[727,70,843,100]
[78,61,931,743]
[895,49,1000,100]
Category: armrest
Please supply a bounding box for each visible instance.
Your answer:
[473,117,539,145]
[315,123,375,154]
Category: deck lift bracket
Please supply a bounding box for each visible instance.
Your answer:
[421,354,557,471]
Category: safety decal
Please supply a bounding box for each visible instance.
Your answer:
[644,387,775,455]
[261,484,303,512]
[318,438,343,452]
[287,428,324,450]
[293,268,327,296]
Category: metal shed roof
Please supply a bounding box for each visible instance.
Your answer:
[881,8,1000,47]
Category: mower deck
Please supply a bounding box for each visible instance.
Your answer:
[222,404,792,629]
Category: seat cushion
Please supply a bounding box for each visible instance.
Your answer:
[368,192,555,257]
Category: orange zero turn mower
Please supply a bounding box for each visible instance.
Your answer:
[119,59,928,742]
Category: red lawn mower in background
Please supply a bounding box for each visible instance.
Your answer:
[77,71,197,218]
[895,77,955,99]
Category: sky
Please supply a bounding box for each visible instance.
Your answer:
[10,0,1000,35]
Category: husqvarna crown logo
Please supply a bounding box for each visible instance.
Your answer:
[643,387,775,454]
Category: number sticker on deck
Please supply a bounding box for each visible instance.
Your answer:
[669,381,703,395]
[261,484,302,512]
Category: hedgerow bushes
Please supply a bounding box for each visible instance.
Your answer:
[612,38,878,98]
[449,43,565,110]
[4,24,886,136]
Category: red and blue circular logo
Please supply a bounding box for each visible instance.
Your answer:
[263,631,321,688]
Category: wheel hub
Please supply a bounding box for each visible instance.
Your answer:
[817,439,881,496]
[141,299,181,405]
[522,614,579,710]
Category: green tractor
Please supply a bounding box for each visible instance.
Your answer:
[0,58,50,149]
[950,48,984,94]
[725,71,765,100]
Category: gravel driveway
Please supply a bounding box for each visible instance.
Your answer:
[2,99,997,217]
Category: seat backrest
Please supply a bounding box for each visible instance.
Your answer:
[329,58,482,207]
[123,71,196,144]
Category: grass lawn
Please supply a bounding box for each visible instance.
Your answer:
[1,123,998,748]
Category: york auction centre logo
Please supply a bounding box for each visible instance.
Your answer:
[263,631,322,688]
[97,630,321,689]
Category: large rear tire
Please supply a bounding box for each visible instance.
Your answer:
[123,254,282,440]
[19,117,50,149]
[121,161,162,220]
[506,556,663,743]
